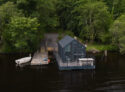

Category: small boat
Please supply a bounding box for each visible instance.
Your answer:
[15,54,32,65]
[79,58,95,66]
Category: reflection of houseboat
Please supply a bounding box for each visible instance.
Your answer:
[55,35,95,70]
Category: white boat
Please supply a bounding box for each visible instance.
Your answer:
[79,58,94,66]
[15,54,32,64]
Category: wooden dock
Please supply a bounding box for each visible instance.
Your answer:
[31,33,58,65]
[31,40,48,65]
[31,51,48,65]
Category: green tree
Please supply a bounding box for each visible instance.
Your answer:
[102,0,125,19]
[110,14,125,54]
[17,0,58,31]
[57,0,74,30]
[0,1,22,40]
[57,0,112,43]
[0,0,17,5]
[17,0,37,16]
[73,1,112,43]
[36,0,58,31]
[57,0,87,36]
[3,17,40,52]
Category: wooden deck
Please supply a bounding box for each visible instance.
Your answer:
[31,51,48,65]
[31,33,58,65]
[31,41,48,65]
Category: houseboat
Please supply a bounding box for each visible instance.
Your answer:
[55,35,95,70]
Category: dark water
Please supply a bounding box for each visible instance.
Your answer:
[0,53,125,92]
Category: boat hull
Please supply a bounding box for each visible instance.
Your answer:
[15,57,31,64]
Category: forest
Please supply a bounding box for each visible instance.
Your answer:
[0,0,125,54]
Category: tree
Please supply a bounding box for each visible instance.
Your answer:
[57,0,74,30]
[73,1,112,43]
[3,17,40,52]
[110,14,125,54]
[57,0,112,43]
[17,0,37,16]
[57,0,87,36]
[17,0,58,31]
[36,0,58,31]
[0,0,17,5]
[0,0,9,5]
[102,0,125,19]
[0,1,23,40]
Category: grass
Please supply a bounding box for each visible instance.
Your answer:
[86,43,118,52]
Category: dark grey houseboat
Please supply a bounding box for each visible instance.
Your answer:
[55,35,95,70]
[58,35,86,63]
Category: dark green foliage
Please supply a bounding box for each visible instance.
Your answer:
[57,0,112,43]
[75,1,112,43]
[17,0,37,16]
[56,0,86,36]
[0,0,125,54]
[35,0,58,31]
[110,14,125,54]
[0,1,23,38]
[17,0,58,31]
[101,0,125,19]
[3,17,40,52]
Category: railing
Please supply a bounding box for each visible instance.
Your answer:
[54,51,95,68]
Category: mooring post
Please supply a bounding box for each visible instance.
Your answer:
[104,50,107,57]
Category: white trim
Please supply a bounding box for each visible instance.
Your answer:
[79,58,94,61]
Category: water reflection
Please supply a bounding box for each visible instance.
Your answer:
[0,52,125,92]
[16,62,30,67]
[58,70,95,92]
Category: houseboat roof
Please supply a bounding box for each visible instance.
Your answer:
[58,35,74,48]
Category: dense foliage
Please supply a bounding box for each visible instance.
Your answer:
[0,0,125,53]
[110,14,125,54]
[74,1,112,43]
[0,2,22,38]
[3,17,40,52]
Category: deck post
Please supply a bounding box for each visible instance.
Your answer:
[104,50,107,57]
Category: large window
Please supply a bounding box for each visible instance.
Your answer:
[65,45,71,52]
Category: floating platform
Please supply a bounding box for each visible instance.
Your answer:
[31,51,48,65]
[54,52,95,70]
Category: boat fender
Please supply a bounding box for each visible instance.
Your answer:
[48,59,51,63]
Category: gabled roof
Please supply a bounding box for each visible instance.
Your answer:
[58,35,74,48]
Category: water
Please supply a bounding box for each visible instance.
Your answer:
[0,52,125,92]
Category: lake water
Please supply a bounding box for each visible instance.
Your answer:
[0,52,125,92]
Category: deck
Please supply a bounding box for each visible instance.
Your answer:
[54,51,95,70]
[31,33,58,65]
[31,39,48,65]
[31,51,48,65]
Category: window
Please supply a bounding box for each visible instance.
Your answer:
[65,45,71,52]
[66,56,71,61]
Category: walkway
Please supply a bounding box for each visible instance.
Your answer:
[31,33,58,65]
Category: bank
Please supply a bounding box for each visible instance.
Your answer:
[86,43,118,53]
[0,42,119,54]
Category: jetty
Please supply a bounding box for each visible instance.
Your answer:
[31,51,48,65]
[31,34,58,65]
[31,39,48,65]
